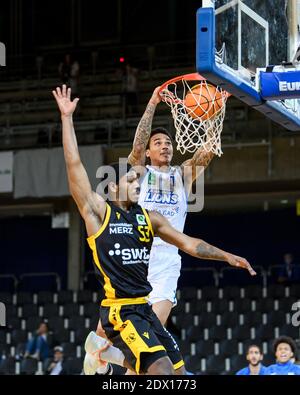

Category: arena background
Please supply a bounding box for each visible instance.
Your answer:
[0,0,300,375]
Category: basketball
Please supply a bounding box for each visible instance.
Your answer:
[184,83,224,121]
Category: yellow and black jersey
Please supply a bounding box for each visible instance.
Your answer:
[87,200,154,303]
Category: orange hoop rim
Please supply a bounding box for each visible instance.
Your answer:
[158,72,231,104]
[158,73,206,93]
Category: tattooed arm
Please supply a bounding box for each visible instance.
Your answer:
[181,125,215,194]
[128,86,161,166]
[149,210,256,275]
[181,148,214,195]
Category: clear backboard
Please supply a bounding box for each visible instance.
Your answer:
[197,0,300,130]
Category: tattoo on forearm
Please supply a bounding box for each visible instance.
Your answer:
[132,102,156,152]
[196,241,224,261]
[193,149,214,168]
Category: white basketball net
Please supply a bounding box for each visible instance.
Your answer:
[160,77,229,156]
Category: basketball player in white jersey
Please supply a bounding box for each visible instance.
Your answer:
[128,86,214,325]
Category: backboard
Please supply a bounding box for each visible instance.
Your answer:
[197,0,300,130]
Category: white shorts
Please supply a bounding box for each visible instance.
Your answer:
[147,246,181,306]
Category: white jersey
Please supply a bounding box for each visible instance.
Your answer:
[138,165,188,253]
[139,165,188,305]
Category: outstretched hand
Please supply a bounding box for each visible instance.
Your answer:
[52,84,79,117]
[226,254,257,276]
[150,86,162,105]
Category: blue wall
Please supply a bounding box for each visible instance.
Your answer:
[0,216,68,289]
[181,208,300,270]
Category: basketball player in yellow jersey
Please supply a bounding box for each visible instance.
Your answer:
[53,85,256,375]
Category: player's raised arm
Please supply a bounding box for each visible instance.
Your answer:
[180,123,216,193]
[180,146,215,195]
[149,210,256,276]
[128,86,161,166]
[52,85,105,235]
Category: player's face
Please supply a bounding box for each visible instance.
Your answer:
[146,133,173,166]
[118,170,140,204]
[246,347,262,366]
[275,343,294,363]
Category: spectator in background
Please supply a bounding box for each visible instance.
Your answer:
[236,344,267,375]
[277,253,298,284]
[59,54,80,95]
[122,63,139,115]
[24,321,50,362]
[45,346,66,375]
[264,336,300,375]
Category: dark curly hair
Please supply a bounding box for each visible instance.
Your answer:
[146,127,173,149]
[273,336,297,355]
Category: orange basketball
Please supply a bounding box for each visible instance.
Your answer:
[184,83,224,121]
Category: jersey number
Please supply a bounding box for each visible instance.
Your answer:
[138,226,151,242]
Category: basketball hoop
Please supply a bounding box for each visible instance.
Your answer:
[159,73,230,156]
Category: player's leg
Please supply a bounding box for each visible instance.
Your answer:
[174,365,186,374]
[124,299,173,375]
[95,318,107,339]
[125,360,174,375]
[150,307,186,375]
[84,353,112,375]
[101,303,175,374]
[84,331,111,375]
[85,301,181,375]
[151,300,173,326]
[84,319,108,375]
[148,270,179,325]
[123,299,173,376]
[84,330,134,374]
[94,320,131,370]
[123,300,173,374]
[93,318,127,373]
[85,331,175,375]
[146,356,175,375]
[147,250,181,325]
[84,318,124,375]
[84,318,134,375]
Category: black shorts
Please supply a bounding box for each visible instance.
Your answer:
[100,302,184,374]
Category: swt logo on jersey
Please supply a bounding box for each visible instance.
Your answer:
[108,243,150,265]
[145,191,178,205]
